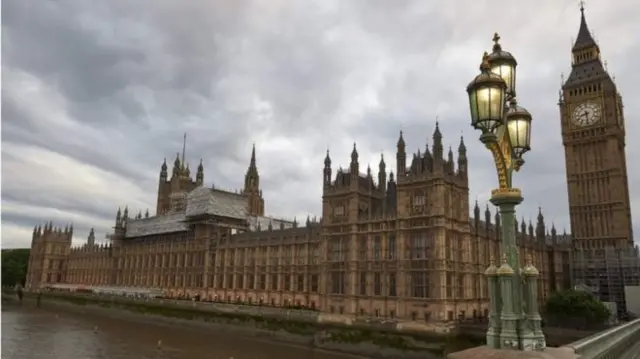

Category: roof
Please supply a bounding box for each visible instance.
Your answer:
[185,187,247,219]
[572,8,597,52]
[125,213,188,238]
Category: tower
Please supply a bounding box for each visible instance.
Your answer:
[244,144,264,216]
[156,134,200,215]
[25,222,73,289]
[559,5,632,250]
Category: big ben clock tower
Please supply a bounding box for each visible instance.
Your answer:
[559,5,633,250]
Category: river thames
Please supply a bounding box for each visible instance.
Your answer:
[1,303,354,359]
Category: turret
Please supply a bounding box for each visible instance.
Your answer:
[457,136,467,179]
[160,158,168,181]
[323,150,332,188]
[432,122,443,169]
[87,228,95,246]
[172,153,181,178]
[473,200,480,226]
[536,207,546,240]
[396,131,406,178]
[350,143,359,177]
[244,144,264,216]
[378,154,386,194]
[196,159,204,186]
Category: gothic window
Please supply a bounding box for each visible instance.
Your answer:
[410,233,427,259]
[310,274,318,292]
[359,272,367,295]
[388,273,397,296]
[297,275,304,292]
[334,205,345,217]
[414,193,425,206]
[329,238,343,261]
[330,271,345,294]
[284,275,291,291]
[456,274,464,298]
[271,274,278,290]
[411,272,429,298]
[388,234,396,259]
[373,236,381,259]
[373,272,381,295]
[359,236,367,260]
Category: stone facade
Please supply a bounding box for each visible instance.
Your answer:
[26,127,571,322]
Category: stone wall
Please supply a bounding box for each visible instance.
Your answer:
[26,292,482,358]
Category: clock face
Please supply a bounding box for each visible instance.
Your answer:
[572,102,602,127]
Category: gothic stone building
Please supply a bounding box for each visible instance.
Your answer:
[26,125,572,322]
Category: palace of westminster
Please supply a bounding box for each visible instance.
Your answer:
[26,9,639,320]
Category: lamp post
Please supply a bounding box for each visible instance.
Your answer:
[466,33,546,351]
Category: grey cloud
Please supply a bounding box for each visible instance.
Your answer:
[2,0,639,248]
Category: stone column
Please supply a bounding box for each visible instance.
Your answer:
[522,255,546,351]
[485,257,501,349]
[497,254,519,349]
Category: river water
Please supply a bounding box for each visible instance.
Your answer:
[1,303,353,359]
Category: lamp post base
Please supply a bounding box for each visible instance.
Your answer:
[490,187,525,350]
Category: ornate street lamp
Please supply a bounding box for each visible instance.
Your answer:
[466,33,545,351]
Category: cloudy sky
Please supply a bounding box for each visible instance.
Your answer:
[2,0,639,248]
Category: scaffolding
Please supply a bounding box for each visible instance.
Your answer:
[572,245,640,317]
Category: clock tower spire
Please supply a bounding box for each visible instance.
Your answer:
[559,5,632,250]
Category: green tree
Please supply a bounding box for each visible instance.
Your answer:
[544,289,611,327]
[2,249,30,288]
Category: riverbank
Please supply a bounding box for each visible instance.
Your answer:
[4,292,480,359]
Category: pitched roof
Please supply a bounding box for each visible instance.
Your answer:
[572,8,597,51]
[185,186,247,219]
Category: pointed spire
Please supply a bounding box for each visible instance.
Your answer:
[397,130,405,148]
[537,207,544,224]
[324,149,331,167]
[161,158,167,173]
[351,142,358,162]
[181,132,187,171]
[573,2,597,51]
[173,152,181,175]
[250,143,257,169]
[433,120,442,141]
[379,153,385,168]
[458,136,466,155]
[474,200,480,219]
[485,204,491,224]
